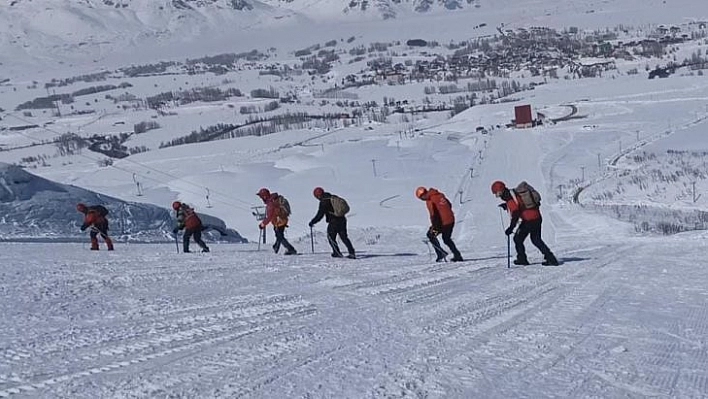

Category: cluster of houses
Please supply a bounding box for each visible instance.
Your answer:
[348,22,707,86]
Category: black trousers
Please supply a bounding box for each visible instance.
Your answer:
[514,219,552,260]
[273,226,296,253]
[89,221,110,240]
[184,229,209,252]
[89,221,113,249]
[327,218,355,256]
[427,223,461,259]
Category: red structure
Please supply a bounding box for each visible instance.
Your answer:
[514,104,533,128]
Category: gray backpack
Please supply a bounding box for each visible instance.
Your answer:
[276,195,291,217]
[514,181,541,209]
[329,195,350,217]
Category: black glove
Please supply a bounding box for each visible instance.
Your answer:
[172,228,179,234]
[308,221,315,228]
[80,226,87,232]
[498,203,508,211]
[505,226,515,236]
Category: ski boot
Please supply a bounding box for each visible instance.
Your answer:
[513,257,530,266]
[542,253,559,266]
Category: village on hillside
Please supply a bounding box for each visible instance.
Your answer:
[2,21,708,166]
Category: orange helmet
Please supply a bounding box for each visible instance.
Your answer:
[313,187,324,199]
[76,203,87,213]
[256,188,270,199]
[172,201,182,210]
[415,186,428,200]
[491,181,506,195]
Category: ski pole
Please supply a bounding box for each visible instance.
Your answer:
[427,230,448,261]
[507,234,511,268]
[257,228,262,251]
[499,207,510,268]
[429,240,449,261]
[422,239,432,260]
[310,226,315,254]
[174,232,180,254]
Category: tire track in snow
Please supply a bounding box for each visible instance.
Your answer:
[332,258,494,303]
[0,294,308,365]
[369,244,634,398]
[0,295,318,397]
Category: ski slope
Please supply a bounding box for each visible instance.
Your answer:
[1,231,707,397]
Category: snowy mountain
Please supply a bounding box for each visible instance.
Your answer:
[0,0,478,63]
[2,0,706,74]
[0,162,246,242]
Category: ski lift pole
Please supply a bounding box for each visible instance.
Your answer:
[251,206,267,250]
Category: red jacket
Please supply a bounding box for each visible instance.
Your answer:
[81,210,107,230]
[425,188,455,227]
[260,193,288,228]
[505,191,541,222]
[176,205,202,231]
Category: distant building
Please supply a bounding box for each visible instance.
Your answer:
[514,104,533,128]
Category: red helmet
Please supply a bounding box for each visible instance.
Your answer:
[172,201,182,210]
[491,181,506,195]
[256,188,270,199]
[76,203,87,213]
[313,187,324,199]
[415,186,428,200]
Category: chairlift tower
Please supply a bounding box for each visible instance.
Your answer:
[132,173,143,196]
[251,206,267,245]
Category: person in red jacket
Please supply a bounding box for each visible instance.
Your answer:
[492,181,558,266]
[76,203,114,251]
[416,187,463,262]
[172,201,210,253]
[257,188,297,255]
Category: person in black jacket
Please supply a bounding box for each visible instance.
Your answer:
[308,187,356,259]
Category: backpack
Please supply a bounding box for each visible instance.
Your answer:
[329,195,350,217]
[276,195,291,217]
[90,205,109,217]
[514,181,541,209]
